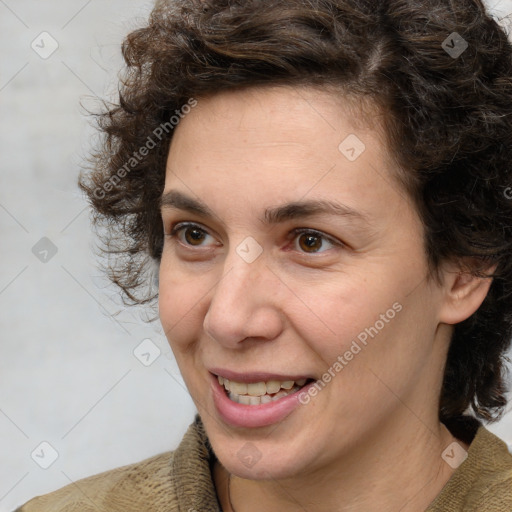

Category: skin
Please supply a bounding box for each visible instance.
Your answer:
[158,85,493,511]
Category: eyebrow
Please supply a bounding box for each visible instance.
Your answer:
[160,190,371,226]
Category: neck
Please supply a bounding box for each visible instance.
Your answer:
[215,416,464,512]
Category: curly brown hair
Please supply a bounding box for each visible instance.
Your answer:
[79,0,512,423]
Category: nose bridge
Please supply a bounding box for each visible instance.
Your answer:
[203,243,282,346]
[220,251,259,302]
[219,234,269,305]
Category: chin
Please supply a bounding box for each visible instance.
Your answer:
[222,449,303,481]
[205,423,313,481]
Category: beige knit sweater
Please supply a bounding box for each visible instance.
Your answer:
[16,415,512,511]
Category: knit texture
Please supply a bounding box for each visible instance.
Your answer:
[16,415,512,511]
[426,418,512,511]
[16,416,221,512]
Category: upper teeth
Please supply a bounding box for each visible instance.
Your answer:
[217,375,307,396]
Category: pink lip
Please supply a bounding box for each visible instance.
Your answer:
[209,372,315,429]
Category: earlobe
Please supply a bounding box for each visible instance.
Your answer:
[438,264,496,325]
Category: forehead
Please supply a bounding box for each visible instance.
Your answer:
[173,85,382,143]
[166,85,390,172]
[163,85,411,224]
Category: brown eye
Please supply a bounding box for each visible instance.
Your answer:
[298,233,323,253]
[168,223,216,248]
[183,226,207,246]
[292,229,339,254]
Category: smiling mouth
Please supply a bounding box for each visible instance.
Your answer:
[217,375,314,405]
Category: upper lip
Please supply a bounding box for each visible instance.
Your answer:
[209,368,314,383]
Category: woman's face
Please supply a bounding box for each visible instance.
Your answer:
[159,86,451,479]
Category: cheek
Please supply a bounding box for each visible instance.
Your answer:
[315,283,439,416]
[292,276,395,354]
[158,261,207,350]
[293,270,425,393]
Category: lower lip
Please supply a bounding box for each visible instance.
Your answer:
[210,373,314,428]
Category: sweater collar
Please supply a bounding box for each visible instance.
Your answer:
[171,414,510,512]
[172,414,222,512]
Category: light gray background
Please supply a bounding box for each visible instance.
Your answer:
[1,1,512,510]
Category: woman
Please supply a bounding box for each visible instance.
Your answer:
[17,0,512,510]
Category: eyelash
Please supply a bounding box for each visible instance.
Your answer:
[165,222,343,255]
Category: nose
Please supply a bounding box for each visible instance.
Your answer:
[203,251,284,348]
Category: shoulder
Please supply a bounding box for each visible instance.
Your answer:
[463,427,512,511]
[15,450,178,512]
[15,416,220,512]
[427,422,512,512]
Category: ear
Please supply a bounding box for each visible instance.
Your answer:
[438,261,496,325]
